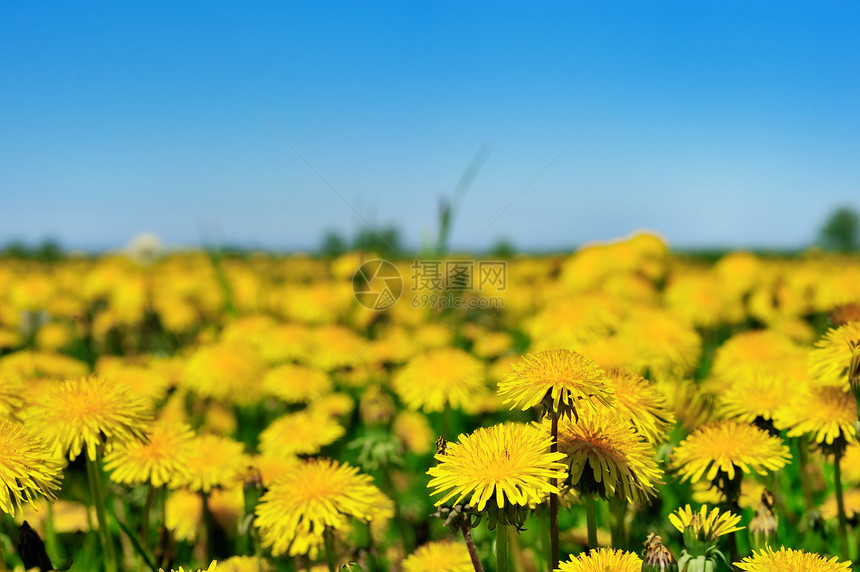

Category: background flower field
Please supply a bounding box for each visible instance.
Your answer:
[2,233,860,571]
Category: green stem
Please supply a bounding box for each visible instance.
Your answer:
[550,410,560,569]
[87,454,118,572]
[794,438,815,515]
[496,522,509,572]
[45,500,61,565]
[324,528,336,572]
[0,535,7,572]
[834,452,850,561]
[141,484,155,556]
[611,497,626,549]
[200,491,214,564]
[585,495,598,551]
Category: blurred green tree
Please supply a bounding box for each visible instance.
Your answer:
[819,206,859,251]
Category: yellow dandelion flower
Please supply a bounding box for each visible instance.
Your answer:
[527,295,623,349]
[497,349,614,418]
[27,375,151,461]
[556,409,663,503]
[307,325,370,370]
[617,308,701,378]
[658,377,717,431]
[183,341,265,406]
[248,454,300,487]
[773,385,856,445]
[0,421,63,515]
[394,348,485,412]
[254,458,388,557]
[0,350,88,380]
[691,478,765,510]
[670,420,790,483]
[262,364,331,404]
[359,384,395,425]
[820,488,860,522]
[809,321,860,388]
[158,562,217,572]
[171,434,247,493]
[393,411,434,455]
[401,540,473,572]
[217,556,273,572]
[840,441,860,483]
[669,504,744,541]
[718,374,802,423]
[606,369,675,443]
[95,358,171,404]
[258,410,345,457]
[165,487,244,542]
[555,548,642,572]
[308,392,355,417]
[711,330,801,380]
[573,335,639,373]
[427,423,567,511]
[16,499,94,534]
[0,373,25,419]
[735,546,851,571]
[104,419,194,487]
[258,322,312,363]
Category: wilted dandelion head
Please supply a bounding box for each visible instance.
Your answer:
[426,422,567,512]
[104,419,194,488]
[735,547,851,571]
[669,504,743,542]
[394,348,485,413]
[27,375,151,461]
[556,408,663,503]
[670,420,791,484]
[497,349,614,419]
[606,368,675,444]
[254,458,388,557]
[0,420,62,515]
[401,539,473,572]
[555,548,643,572]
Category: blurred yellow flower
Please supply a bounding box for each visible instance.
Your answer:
[394,348,485,412]
[401,540,473,572]
[258,410,345,457]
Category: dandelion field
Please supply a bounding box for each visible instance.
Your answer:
[2,233,860,571]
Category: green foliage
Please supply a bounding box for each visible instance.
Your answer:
[818,206,859,251]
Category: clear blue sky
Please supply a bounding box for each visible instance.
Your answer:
[2,2,858,252]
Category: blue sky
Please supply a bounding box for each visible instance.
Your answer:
[2,2,858,252]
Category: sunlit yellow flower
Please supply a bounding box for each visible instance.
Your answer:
[0,421,62,514]
[394,348,485,412]
[183,341,265,405]
[307,325,370,370]
[217,556,273,572]
[258,323,312,363]
[774,385,856,445]
[606,368,675,443]
[498,349,614,418]
[96,358,171,403]
[711,330,801,380]
[171,434,247,493]
[427,423,567,511]
[0,373,24,419]
[820,488,860,522]
[393,411,434,455]
[401,540,473,572]
[16,499,94,534]
[248,454,300,487]
[262,363,331,404]
[255,458,388,557]
[35,322,72,351]
[27,375,151,461]
[309,392,355,418]
[658,378,717,431]
[691,478,765,510]
[165,487,245,542]
[0,350,88,380]
[809,321,860,388]
[670,420,790,483]
[669,504,743,541]
[717,374,802,423]
[104,419,194,487]
[555,548,642,572]
[258,410,345,457]
[556,408,662,503]
[528,295,623,349]
[158,562,217,572]
[617,307,701,378]
[735,546,851,571]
